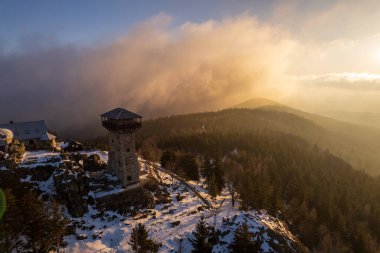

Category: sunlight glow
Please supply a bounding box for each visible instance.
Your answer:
[375,48,380,63]
[295,72,380,82]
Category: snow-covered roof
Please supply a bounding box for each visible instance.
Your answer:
[101,108,142,120]
[0,120,55,141]
[40,132,56,141]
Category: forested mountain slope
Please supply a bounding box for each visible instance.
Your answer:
[132,109,380,252]
[320,110,380,130]
[234,98,380,175]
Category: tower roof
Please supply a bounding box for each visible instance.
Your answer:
[101,108,142,120]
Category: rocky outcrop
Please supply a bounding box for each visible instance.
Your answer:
[83,154,106,171]
[96,186,155,215]
[31,165,55,181]
[53,169,90,217]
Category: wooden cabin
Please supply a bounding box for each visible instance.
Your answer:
[0,121,56,150]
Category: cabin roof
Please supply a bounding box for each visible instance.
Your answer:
[101,108,142,120]
[0,120,55,141]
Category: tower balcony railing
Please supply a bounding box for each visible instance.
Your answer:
[101,119,142,132]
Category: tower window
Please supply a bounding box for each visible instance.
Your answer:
[127,148,130,152]
[111,139,114,143]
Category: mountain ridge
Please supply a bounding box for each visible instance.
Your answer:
[229,97,380,175]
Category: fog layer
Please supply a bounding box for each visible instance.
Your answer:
[0,14,292,138]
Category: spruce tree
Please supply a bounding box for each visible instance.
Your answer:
[160,150,176,169]
[204,154,224,197]
[202,156,213,179]
[190,217,212,253]
[230,223,260,253]
[129,223,161,253]
[178,154,199,181]
[208,173,219,198]
[22,191,50,252]
[0,189,23,252]
[213,154,225,193]
[0,190,68,253]
[46,200,68,252]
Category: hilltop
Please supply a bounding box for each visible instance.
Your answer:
[0,150,304,253]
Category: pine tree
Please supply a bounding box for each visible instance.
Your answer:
[224,159,241,207]
[46,200,68,252]
[208,173,219,198]
[160,150,176,169]
[213,154,225,193]
[22,191,51,252]
[190,217,213,253]
[129,223,161,253]
[176,237,184,253]
[0,189,23,252]
[204,154,224,197]
[178,154,199,181]
[202,156,213,179]
[230,222,260,253]
[0,190,68,253]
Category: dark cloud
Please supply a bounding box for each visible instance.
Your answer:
[0,14,291,139]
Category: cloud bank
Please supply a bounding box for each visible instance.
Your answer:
[0,14,293,138]
[2,6,380,139]
[296,73,380,91]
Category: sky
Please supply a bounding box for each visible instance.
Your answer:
[1,0,380,138]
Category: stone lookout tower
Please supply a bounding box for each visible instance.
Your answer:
[100,108,142,187]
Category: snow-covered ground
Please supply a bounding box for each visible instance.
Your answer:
[16,150,300,253]
[20,150,62,168]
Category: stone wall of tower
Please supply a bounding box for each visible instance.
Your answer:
[108,131,140,187]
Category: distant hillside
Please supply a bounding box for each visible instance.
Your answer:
[320,110,380,129]
[233,98,380,175]
[87,99,380,175]
[234,97,282,109]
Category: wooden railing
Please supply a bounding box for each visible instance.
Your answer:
[101,120,141,132]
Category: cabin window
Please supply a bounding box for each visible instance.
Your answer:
[127,176,132,181]
[25,130,30,134]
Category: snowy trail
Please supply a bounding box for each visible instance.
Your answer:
[154,166,213,209]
